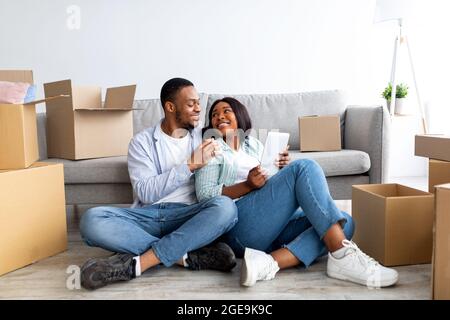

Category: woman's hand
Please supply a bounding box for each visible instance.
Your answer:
[275,145,290,169]
[245,166,267,190]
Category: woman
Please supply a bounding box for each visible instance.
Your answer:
[195,97,398,288]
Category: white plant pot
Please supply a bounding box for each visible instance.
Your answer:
[387,98,408,115]
[394,98,407,115]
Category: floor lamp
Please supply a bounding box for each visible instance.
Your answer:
[374,0,428,133]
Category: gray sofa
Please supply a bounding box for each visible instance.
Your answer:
[37,90,390,210]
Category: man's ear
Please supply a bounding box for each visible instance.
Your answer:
[165,101,176,113]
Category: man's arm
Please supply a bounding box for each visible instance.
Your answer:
[128,135,192,205]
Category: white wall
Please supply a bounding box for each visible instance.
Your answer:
[1,0,449,175]
[0,0,377,101]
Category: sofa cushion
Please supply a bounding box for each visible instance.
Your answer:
[42,156,129,184]
[206,90,348,151]
[289,149,371,177]
[132,93,209,134]
[42,149,369,185]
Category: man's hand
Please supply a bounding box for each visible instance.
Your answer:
[245,166,268,190]
[188,138,221,172]
[275,145,290,169]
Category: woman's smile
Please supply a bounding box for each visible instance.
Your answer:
[217,121,231,129]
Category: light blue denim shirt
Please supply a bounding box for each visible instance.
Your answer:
[128,119,203,207]
[195,136,264,202]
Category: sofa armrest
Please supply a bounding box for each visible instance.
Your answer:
[344,105,390,184]
[36,112,48,160]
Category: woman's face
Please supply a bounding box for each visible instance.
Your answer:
[211,101,238,136]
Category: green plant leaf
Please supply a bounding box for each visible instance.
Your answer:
[381,83,408,100]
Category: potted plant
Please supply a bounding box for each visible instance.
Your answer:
[381,83,409,115]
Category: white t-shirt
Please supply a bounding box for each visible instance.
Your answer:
[154,125,197,205]
[234,148,260,184]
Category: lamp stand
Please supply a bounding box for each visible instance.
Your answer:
[389,19,428,133]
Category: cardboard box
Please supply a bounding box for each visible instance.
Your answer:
[0,162,67,276]
[415,134,450,162]
[432,184,450,300]
[299,115,341,152]
[352,184,434,266]
[44,80,137,160]
[0,70,64,169]
[429,159,450,193]
[431,184,450,300]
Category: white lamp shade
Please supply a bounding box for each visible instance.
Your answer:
[374,0,414,23]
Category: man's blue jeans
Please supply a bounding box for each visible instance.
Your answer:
[223,159,355,267]
[79,196,238,267]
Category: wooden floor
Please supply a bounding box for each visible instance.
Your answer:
[0,189,433,300]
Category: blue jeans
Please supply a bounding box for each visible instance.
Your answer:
[79,196,238,267]
[223,159,355,267]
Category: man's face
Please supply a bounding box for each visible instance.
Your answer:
[172,86,201,130]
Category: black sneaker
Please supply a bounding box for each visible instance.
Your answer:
[186,242,236,272]
[80,253,136,290]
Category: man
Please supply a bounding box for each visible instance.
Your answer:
[79,78,238,290]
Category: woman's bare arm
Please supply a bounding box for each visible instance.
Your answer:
[222,166,267,199]
[222,182,254,199]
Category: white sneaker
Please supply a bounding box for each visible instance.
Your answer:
[327,240,399,288]
[240,248,280,287]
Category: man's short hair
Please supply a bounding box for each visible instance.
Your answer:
[160,78,194,109]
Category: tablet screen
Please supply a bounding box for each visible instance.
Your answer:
[260,132,290,176]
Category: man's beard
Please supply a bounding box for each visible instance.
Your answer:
[175,110,196,131]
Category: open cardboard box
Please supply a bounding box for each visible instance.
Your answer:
[0,162,67,276]
[352,183,434,266]
[415,134,450,162]
[432,184,450,300]
[0,70,66,169]
[299,115,341,152]
[44,80,137,160]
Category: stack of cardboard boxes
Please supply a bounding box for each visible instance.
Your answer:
[0,71,137,277]
[415,135,450,193]
[415,135,450,300]
[0,70,67,276]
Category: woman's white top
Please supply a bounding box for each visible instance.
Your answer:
[233,148,260,184]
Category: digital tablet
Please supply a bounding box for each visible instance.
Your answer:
[260,132,290,176]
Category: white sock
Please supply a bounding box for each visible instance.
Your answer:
[182,253,189,267]
[331,246,347,259]
[133,256,142,277]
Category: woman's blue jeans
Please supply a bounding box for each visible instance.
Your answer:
[223,159,355,267]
